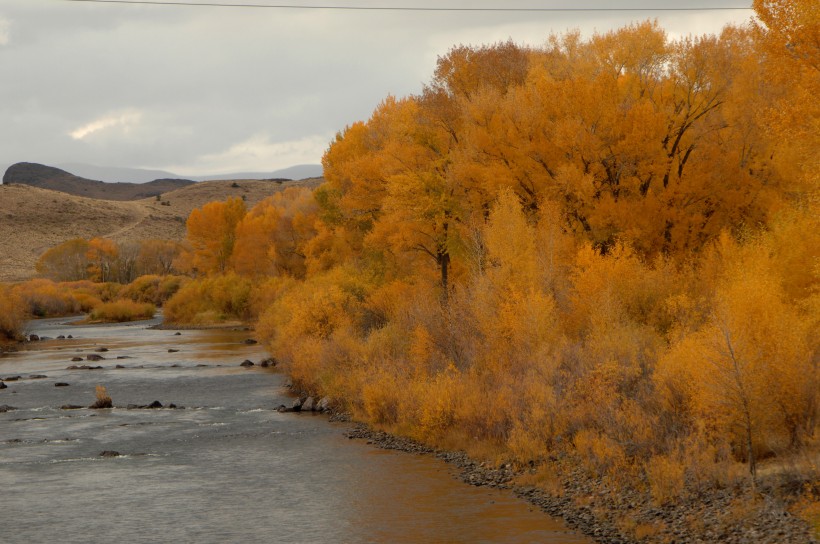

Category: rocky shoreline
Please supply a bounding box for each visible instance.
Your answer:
[342,422,816,544]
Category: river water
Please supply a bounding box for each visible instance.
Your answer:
[0,317,588,544]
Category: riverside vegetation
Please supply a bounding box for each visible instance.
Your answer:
[1,2,818,541]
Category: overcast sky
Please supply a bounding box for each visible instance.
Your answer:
[0,0,753,177]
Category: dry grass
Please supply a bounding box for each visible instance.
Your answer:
[0,178,322,282]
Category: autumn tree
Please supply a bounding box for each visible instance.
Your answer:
[752,0,820,196]
[232,187,318,278]
[36,238,91,281]
[136,239,182,276]
[86,237,119,283]
[180,197,246,275]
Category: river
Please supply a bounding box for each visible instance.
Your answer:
[0,317,589,544]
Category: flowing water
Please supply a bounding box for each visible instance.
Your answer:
[0,317,589,544]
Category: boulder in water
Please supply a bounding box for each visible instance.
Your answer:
[240,360,254,367]
[99,450,121,458]
[54,382,70,387]
[0,405,17,412]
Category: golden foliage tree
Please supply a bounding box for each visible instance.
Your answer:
[180,197,246,275]
[36,238,91,282]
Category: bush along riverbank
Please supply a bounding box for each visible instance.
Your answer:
[340,421,817,544]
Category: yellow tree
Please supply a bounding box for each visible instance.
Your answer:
[182,197,246,275]
[752,0,820,196]
[35,238,91,281]
[232,187,318,279]
[86,237,119,283]
[137,239,183,276]
[657,259,815,479]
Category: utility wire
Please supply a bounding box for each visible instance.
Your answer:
[59,0,754,12]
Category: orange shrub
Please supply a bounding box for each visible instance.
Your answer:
[88,300,156,322]
[0,284,27,342]
[163,272,251,324]
[119,274,186,305]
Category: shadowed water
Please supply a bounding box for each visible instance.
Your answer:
[0,317,588,544]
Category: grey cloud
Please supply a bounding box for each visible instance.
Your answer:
[0,0,752,176]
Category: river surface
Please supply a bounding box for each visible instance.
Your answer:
[0,317,588,544]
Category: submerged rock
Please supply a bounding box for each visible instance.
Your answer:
[29,374,48,379]
[99,450,121,458]
[243,338,258,345]
[86,354,105,361]
[61,405,83,410]
[94,347,108,352]
[54,382,70,387]
[0,405,17,412]
[3,376,21,382]
[168,349,179,353]
[71,357,83,362]
[0,382,6,390]
[240,360,255,367]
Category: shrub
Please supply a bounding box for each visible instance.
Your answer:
[12,279,84,317]
[645,454,687,505]
[119,274,186,305]
[0,284,27,343]
[88,300,156,323]
[90,385,113,409]
[163,273,252,324]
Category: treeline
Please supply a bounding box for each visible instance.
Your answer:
[36,238,183,284]
[3,0,818,527]
[160,1,818,496]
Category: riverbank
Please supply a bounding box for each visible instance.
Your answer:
[341,422,817,544]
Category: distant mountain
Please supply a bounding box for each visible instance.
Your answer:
[58,163,182,184]
[2,162,195,201]
[194,164,324,182]
[56,162,324,183]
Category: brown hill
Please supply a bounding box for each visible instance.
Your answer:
[3,162,195,200]
[0,177,323,282]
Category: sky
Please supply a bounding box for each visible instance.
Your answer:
[0,0,754,177]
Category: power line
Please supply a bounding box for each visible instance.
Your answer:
[59,0,754,12]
